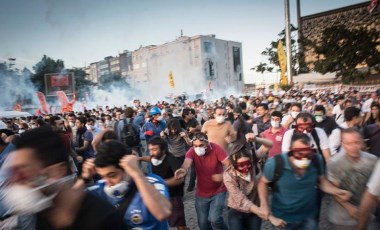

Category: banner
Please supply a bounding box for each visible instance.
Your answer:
[277,40,288,84]
[169,71,175,88]
[37,92,49,114]
[56,91,75,113]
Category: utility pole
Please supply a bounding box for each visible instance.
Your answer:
[284,0,292,85]
[297,0,303,72]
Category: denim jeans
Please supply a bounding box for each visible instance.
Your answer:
[227,208,261,230]
[274,217,317,230]
[195,192,227,230]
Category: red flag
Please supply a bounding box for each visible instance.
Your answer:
[37,92,49,114]
[369,0,379,13]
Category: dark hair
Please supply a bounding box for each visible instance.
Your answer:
[271,111,283,120]
[181,108,192,118]
[228,144,252,167]
[341,127,363,138]
[238,102,247,110]
[77,116,87,125]
[87,118,96,124]
[167,118,182,133]
[290,132,311,147]
[148,136,168,154]
[125,107,134,118]
[49,115,62,126]
[95,140,132,168]
[257,103,269,111]
[291,102,302,110]
[295,112,315,124]
[14,127,69,167]
[344,107,361,122]
[314,105,326,114]
[102,130,117,141]
[214,106,225,113]
[192,132,208,142]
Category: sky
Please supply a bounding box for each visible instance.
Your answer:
[0,0,367,84]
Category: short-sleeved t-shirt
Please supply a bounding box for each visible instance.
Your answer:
[327,151,377,225]
[83,130,95,158]
[186,143,227,198]
[152,152,184,197]
[281,128,329,153]
[367,159,380,197]
[89,174,169,230]
[261,127,287,157]
[263,153,324,222]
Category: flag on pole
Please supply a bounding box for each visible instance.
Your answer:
[277,40,288,85]
[169,71,175,88]
[369,0,379,13]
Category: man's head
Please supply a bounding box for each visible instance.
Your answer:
[75,117,86,128]
[256,103,269,117]
[191,132,209,156]
[214,107,226,124]
[344,107,361,125]
[182,108,194,120]
[341,128,363,160]
[9,127,69,187]
[124,107,134,119]
[150,107,162,122]
[289,103,302,118]
[270,111,283,128]
[49,116,65,132]
[313,105,326,123]
[115,109,123,121]
[294,112,315,134]
[86,118,96,131]
[148,137,168,160]
[289,132,315,169]
[94,141,132,186]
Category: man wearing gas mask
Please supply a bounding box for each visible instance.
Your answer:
[0,127,126,229]
[79,140,172,229]
[281,112,331,164]
[258,132,352,230]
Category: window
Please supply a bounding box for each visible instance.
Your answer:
[204,42,212,53]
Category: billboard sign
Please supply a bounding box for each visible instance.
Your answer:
[44,73,75,96]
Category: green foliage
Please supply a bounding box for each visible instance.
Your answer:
[311,25,380,83]
[68,68,94,99]
[252,24,307,75]
[31,55,65,92]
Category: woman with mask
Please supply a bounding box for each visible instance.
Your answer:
[78,140,172,229]
[223,144,286,230]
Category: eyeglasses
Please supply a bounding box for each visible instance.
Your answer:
[191,136,208,142]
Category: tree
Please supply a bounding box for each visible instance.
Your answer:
[67,68,94,99]
[31,55,64,92]
[251,24,308,76]
[310,25,380,83]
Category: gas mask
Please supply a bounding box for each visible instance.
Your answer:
[103,179,130,198]
[1,174,75,215]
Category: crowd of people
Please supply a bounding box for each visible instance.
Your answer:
[0,88,380,230]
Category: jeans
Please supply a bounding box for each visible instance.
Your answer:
[227,208,261,230]
[195,192,227,230]
[274,217,317,230]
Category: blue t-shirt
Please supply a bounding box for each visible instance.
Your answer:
[89,173,169,230]
[263,153,324,222]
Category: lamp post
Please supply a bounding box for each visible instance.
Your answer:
[284,0,292,85]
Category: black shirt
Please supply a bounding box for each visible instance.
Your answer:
[36,192,126,230]
[152,152,184,197]
[315,116,337,136]
[179,118,199,139]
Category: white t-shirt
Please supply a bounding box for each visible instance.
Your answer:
[281,127,329,152]
[362,98,374,113]
[332,105,345,125]
[367,159,380,196]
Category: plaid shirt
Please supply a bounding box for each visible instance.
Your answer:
[253,116,271,135]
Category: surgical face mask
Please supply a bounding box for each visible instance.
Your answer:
[314,115,324,123]
[271,121,281,128]
[151,154,166,166]
[293,158,311,169]
[194,147,206,156]
[291,111,300,118]
[104,180,130,198]
[273,101,279,106]
[105,121,111,126]
[215,116,225,124]
[69,122,75,128]
[2,175,74,215]
[155,115,163,121]
[86,125,94,130]
[18,129,25,134]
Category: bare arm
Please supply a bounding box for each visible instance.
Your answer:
[257,175,271,220]
[165,176,185,187]
[120,155,172,221]
[319,176,351,201]
[322,148,331,163]
[174,158,193,179]
[357,190,378,230]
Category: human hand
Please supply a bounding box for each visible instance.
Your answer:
[245,133,256,142]
[335,189,352,202]
[174,168,187,180]
[268,215,287,228]
[119,155,142,179]
[76,156,84,163]
[81,158,96,179]
[179,132,186,138]
[160,131,165,138]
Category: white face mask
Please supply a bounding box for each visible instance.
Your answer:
[69,122,75,128]
[155,116,163,121]
[293,158,311,169]
[271,121,280,128]
[18,129,25,134]
[194,147,206,156]
[151,154,166,166]
[237,172,251,182]
[105,121,111,126]
[215,116,225,124]
[86,125,94,130]
[273,101,279,106]
[1,175,74,215]
[104,180,130,198]
[291,111,300,118]
[315,116,324,123]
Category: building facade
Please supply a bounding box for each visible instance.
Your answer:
[85,34,244,97]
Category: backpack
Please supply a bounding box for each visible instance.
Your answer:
[268,153,321,192]
[121,119,140,147]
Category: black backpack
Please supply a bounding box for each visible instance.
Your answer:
[121,119,140,147]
